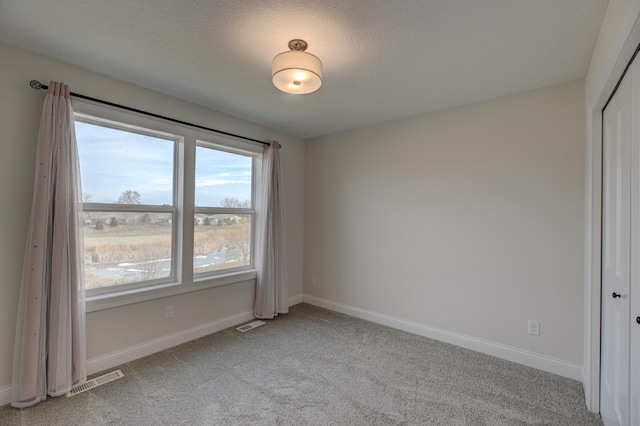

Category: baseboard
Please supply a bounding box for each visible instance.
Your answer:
[289,293,304,306]
[303,295,583,381]
[87,295,304,375]
[0,310,259,405]
[87,309,255,375]
[0,385,11,408]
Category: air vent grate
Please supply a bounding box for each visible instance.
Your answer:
[236,320,266,332]
[66,369,124,397]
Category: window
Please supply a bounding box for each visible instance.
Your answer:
[73,101,261,310]
[76,119,178,295]
[194,144,254,276]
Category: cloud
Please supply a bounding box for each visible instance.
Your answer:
[195,179,249,187]
[75,120,252,206]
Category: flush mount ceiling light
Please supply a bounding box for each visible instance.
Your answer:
[272,39,323,95]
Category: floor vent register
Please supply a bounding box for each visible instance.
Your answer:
[236,320,266,332]
[66,369,125,397]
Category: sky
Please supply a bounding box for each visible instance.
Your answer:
[75,121,252,207]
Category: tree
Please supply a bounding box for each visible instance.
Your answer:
[138,260,162,281]
[221,221,251,266]
[138,213,152,225]
[220,197,249,208]
[117,190,141,204]
[109,217,118,227]
[82,193,95,224]
[94,219,104,230]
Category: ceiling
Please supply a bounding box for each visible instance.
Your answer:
[0,1,608,139]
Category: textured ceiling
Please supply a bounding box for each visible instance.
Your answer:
[0,1,608,139]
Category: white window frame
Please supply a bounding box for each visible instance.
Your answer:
[73,100,261,312]
[76,114,181,297]
[193,141,258,280]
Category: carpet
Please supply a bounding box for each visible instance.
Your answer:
[0,303,602,425]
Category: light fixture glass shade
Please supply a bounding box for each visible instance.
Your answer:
[272,50,323,94]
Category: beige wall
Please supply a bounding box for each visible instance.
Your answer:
[0,39,587,398]
[0,42,305,391]
[304,80,585,365]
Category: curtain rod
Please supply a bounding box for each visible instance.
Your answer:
[29,80,271,147]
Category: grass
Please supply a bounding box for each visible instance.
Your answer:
[83,222,250,289]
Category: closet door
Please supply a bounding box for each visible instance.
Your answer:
[601,63,631,426]
[630,54,640,426]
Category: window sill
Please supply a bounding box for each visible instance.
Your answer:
[86,269,258,312]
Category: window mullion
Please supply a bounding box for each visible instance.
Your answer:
[180,136,195,286]
[83,203,175,213]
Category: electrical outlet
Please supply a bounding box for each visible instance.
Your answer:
[311,276,317,286]
[165,305,174,319]
[528,320,540,336]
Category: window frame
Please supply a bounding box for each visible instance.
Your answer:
[193,141,258,280]
[73,100,261,312]
[76,114,181,297]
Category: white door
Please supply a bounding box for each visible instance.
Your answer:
[601,62,631,426]
[630,53,640,426]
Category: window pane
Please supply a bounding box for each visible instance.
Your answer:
[195,146,252,207]
[83,212,172,289]
[194,214,251,274]
[76,121,175,205]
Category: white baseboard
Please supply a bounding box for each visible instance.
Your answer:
[303,295,583,381]
[88,295,304,375]
[0,385,11,408]
[0,310,260,406]
[87,309,255,375]
[7,293,579,408]
[289,293,304,306]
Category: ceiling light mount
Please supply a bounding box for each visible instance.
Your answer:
[288,39,308,51]
[272,39,323,95]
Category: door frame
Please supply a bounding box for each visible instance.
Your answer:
[600,64,633,425]
[585,4,640,413]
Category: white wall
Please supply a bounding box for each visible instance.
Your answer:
[583,0,640,413]
[304,80,586,378]
[0,42,305,401]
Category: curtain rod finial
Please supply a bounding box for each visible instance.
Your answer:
[30,80,43,90]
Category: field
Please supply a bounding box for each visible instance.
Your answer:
[83,221,250,289]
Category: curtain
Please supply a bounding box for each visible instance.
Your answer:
[255,141,288,319]
[11,81,86,408]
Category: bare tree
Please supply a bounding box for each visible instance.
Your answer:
[217,198,250,266]
[220,197,249,208]
[82,193,95,224]
[222,222,251,266]
[138,260,162,281]
[137,247,169,281]
[118,190,141,204]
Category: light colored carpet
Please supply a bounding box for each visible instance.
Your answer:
[0,303,601,425]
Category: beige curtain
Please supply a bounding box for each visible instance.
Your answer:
[255,141,288,319]
[11,81,86,408]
